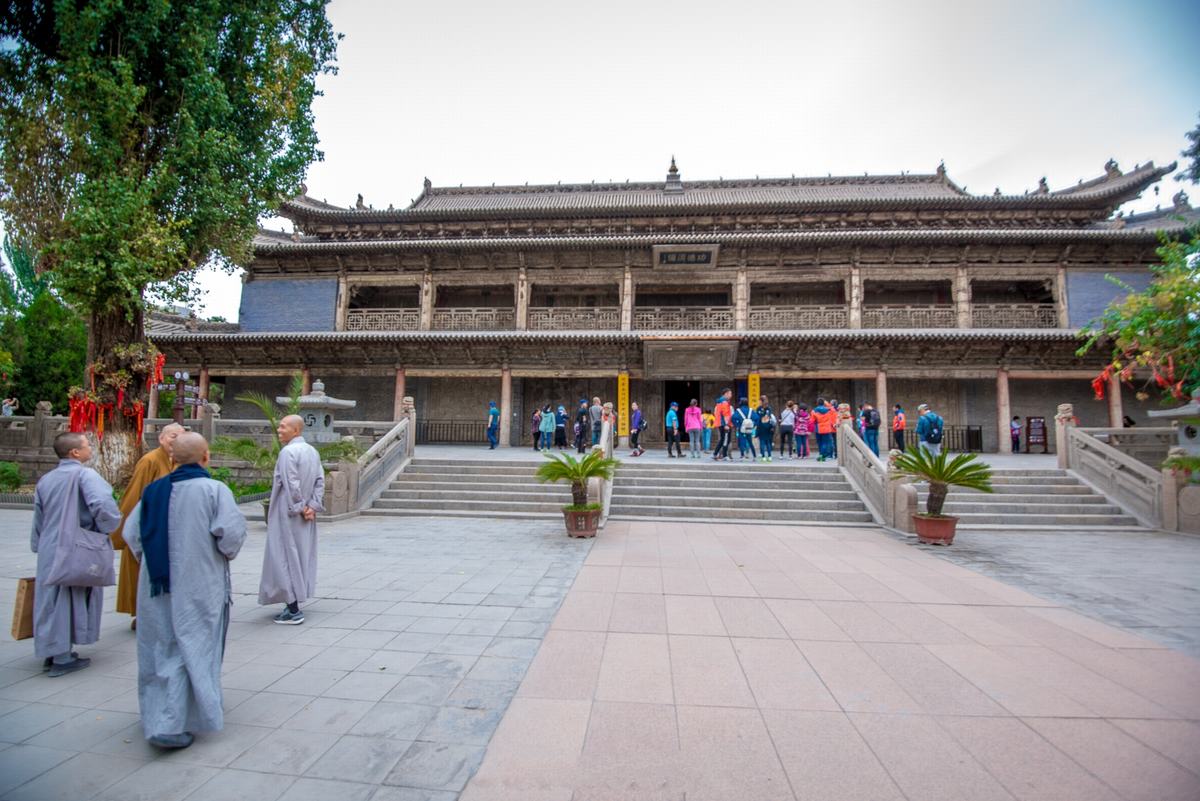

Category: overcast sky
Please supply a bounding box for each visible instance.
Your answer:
[192,0,1200,320]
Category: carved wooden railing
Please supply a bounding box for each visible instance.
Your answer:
[836,421,916,531]
[862,304,957,328]
[431,307,516,331]
[528,306,621,330]
[971,304,1058,329]
[1063,425,1164,528]
[748,305,848,329]
[1078,426,1173,469]
[633,306,734,330]
[346,308,420,331]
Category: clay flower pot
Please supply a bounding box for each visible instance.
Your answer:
[912,513,959,546]
[563,507,602,538]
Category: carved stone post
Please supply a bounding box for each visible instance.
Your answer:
[147,383,159,419]
[954,266,971,328]
[392,367,406,421]
[620,267,633,331]
[996,368,1011,454]
[419,271,434,330]
[33,400,52,448]
[515,267,529,330]
[1054,403,1075,469]
[848,267,863,329]
[1107,373,1123,428]
[403,394,417,458]
[499,366,512,448]
[735,268,749,329]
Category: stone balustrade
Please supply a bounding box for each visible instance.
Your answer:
[528,306,621,330]
[346,308,420,331]
[971,303,1058,329]
[747,305,849,329]
[862,304,957,328]
[633,306,734,330]
[431,307,516,331]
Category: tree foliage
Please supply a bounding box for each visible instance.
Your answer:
[13,290,89,413]
[1181,112,1200,186]
[890,448,994,517]
[1078,234,1200,402]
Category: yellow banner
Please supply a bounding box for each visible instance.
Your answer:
[617,372,630,436]
[747,372,761,408]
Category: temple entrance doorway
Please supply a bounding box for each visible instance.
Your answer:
[664,380,701,443]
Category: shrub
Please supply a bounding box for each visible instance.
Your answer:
[0,461,22,492]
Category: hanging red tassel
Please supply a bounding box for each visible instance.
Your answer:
[117,387,125,411]
[147,353,165,391]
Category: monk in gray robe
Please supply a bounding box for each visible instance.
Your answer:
[31,432,121,677]
[125,432,246,749]
[259,414,324,624]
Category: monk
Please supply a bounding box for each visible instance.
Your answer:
[126,432,246,749]
[259,414,324,625]
[112,422,184,628]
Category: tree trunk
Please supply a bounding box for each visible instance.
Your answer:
[926,481,949,516]
[571,481,588,507]
[86,306,147,488]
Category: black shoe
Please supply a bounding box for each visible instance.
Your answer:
[42,651,78,672]
[149,732,194,749]
[47,657,90,677]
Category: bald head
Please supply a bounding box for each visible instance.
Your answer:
[158,423,185,455]
[278,414,305,445]
[171,432,209,467]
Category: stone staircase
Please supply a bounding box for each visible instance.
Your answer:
[916,467,1142,529]
[608,460,873,524]
[364,457,569,519]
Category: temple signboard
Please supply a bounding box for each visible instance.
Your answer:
[652,244,720,269]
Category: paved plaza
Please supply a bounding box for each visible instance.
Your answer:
[1,506,1198,800]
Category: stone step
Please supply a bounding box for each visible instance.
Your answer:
[405,465,542,477]
[372,498,568,514]
[392,475,553,488]
[607,503,873,522]
[612,484,859,500]
[947,512,1139,526]
[616,462,832,476]
[967,485,1094,496]
[934,501,1126,515]
[363,508,563,521]
[916,491,1112,505]
[982,476,1084,486]
[380,488,570,502]
[613,478,857,492]
[610,492,866,511]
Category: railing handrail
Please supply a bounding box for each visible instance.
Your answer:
[597,415,615,527]
[1064,425,1163,527]
[358,416,410,469]
[748,303,846,310]
[1067,427,1161,483]
[836,421,888,521]
[1077,426,1174,436]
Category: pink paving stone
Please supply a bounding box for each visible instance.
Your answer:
[866,601,976,644]
[870,574,960,604]
[994,645,1174,718]
[858,642,1008,717]
[663,595,727,636]
[1055,644,1200,718]
[607,592,668,634]
[1110,718,1200,776]
[516,629,605,701]
[659,568,710,595]
[675,705,795,801]
[849,713,1017,801]
[713,597,789,638]
[1028,606,1166,649]
[595,633,674,705]
[919,603,1040,646]
[570,565,621,593]
[826,572,908,603]
[616,565,664,594]
[815,600,912,643]
[741,570,807,599]
[731,638,840,711]
[935,715,1122,801]
[782,572,857,601]
[668,635,756,708]
[795,640,922,714]
[924,643,1096,717]
[764,599,851,642]
[548,591,614,632]
[761,710,905,801]
[699,569,759,597]
[1023,717,1200,801]
[574,701,682,799]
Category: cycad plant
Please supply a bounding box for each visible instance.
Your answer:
[890,448,993,516]
[535,449,620,509]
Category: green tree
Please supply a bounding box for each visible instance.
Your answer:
[0,1,338,482]
[1181,112,1200,186]
[13,291,88,414]
[1077,234,1200,402]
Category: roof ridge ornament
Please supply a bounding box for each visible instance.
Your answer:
[1037,177,1049,195]
[665,155,683,194]
[1174,190,1191,211]
[1105,159,1122,178]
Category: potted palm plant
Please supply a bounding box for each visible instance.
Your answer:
[890,448,993,545]
[535,449,620,538]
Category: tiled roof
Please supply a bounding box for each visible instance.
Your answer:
[252,225,1178,255]
[278,161,1174,222]
[145,311,240,336]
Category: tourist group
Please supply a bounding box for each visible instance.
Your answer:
[27,416,326,751]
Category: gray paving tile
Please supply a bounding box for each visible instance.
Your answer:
[92,760,219,801]
[25,708,141,750]
[277,777,376,801]
[349,702,440,740]
[0,744,74,795]
[417,705,505,746]
[304,734,412,784]
[183,768,294,801]
[4,751,145,801]
[384,741,487,792]
[409,654,477,680]
[465,656,530,683]
[0,703,81,743]
[223,692,311,727]
[384,675,461,706]
[227,727,334,775]
[445,680,521,711]
[431,635,493,656]
[285,696,376,734]
[481,637,541,660]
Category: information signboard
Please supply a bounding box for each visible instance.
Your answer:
[747,373,761,408]
[616,372,630,437]
[1026,416,1048,453]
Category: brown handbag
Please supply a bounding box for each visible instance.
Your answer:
[11,577,34,640]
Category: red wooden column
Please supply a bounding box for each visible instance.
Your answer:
[874,370,888,427]
[1107,373,1124,428]
[996,368,1012,454]
[393,367,407,421]
[301,367,312,394]
[499,367,512,448]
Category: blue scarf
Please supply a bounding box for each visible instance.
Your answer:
[139,463,210,597]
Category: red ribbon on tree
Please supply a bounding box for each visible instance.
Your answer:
[147,353,165,391]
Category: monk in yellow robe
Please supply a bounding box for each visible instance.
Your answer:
[112,423,184,626]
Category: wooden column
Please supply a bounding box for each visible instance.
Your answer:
[392,367,406,421]
[1107,373,1124,428]
[874,369,888,425]
[301,367,312,394]
[515,267,529,330]
[194,366,210,420]
[954,266,971,328]
[499,367,512,448]
[848,267,863,329]
[147,384,159,419]
[419,271,434,330]
[734,268,749,329]
[620,267,633,331]
[996,367,1012,454]
[335,275,349,331]
[1055,266,1070,328]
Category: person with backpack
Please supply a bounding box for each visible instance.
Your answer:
[531,407,543,451]
[862,402,882,456]
[892,404,907,452]
[916,403,945,456]
[538,404,556,453]
[779,401,796,458]
[712,389,733,461]
[629,401,646,456]
[754,396,776,462]
[794,403,812,459]
[684,399,704,459]
[664,401,682,457]
[574,399,590,454]
[812,397,837,461]
[554,405,568,449]
[732,397,757,460]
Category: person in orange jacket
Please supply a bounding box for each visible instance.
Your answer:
[892,404,907,452]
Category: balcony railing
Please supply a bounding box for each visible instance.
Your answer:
[971,303,1059,329]
[345,308,420,331]
[748,305,848,329]
[633,306,734,330]
[528,306,621,330]
[862,304,956,328]
[431,307,516,331]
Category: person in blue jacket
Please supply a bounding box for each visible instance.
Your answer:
[486,401,500,449]
[554,405,568,449]
[664,401,682,457]
[732,397,757,460]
